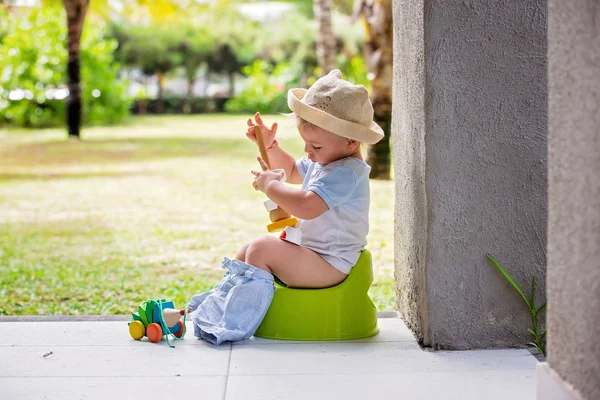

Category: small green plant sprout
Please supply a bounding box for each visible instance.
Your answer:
[486,253,547,356]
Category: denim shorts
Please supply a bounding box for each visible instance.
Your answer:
[187,257,275,345]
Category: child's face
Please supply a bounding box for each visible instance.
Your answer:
[299,125,358,165]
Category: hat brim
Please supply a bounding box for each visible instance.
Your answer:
[287,88,384,145]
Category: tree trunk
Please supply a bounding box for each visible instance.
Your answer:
[228,72,235,97]
[63,0,88,139]
[200,68,208,97]
[354,0,393,179]
[368,97,392,179]
[313,0,337,76]
[187,77,194,97]
[157,72,165,113]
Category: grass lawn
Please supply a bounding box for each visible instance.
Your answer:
[0,115,395,315]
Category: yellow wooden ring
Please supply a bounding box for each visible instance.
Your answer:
[267,217,298,233]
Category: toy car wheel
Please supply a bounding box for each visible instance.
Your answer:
[129,320,145,340]
[146,323,163,343]
[173,320,185,338]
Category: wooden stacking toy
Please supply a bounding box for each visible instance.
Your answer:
[253,125,298,233]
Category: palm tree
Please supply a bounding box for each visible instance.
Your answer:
[47,0,190,138]
[313,0,337,75]
[63,0,88,139]
[353,0,392,179]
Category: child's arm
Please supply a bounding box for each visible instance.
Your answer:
[265,145,303,184]
[265,180,328,220]
[250,157,329,219]
[253,158,326,219]
[247,112,303,184]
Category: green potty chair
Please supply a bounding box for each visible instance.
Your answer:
[254,249,379,340]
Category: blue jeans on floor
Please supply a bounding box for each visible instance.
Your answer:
[187,257,275,345]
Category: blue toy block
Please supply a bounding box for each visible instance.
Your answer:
[152,301,181,334]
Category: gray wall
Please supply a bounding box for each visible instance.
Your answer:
[392,0,429,344]
[546,1,600,399]
[392,0,548,348]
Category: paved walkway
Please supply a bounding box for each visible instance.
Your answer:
[0,317,538,399]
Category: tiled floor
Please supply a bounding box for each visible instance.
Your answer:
[0,317,538,399]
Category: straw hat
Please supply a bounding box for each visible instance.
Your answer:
[287,69,384,145]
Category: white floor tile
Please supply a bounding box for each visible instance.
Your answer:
[0,318,540,400]
[0,321,199,347]
[1,376,226,400]
[229,343,536,376]
[225,370,536,400]
[0,343,230,377]
[233,318,418,346]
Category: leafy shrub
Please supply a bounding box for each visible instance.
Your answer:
[224,60,291,114]
[130,97,229,114]
[0,7,130,128]
[81,22,131,124]
[338,55,370,88]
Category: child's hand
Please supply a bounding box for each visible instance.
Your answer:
[251,157,285,193]
[246,112,278,148]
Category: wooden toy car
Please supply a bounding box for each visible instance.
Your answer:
[128,299,186,343]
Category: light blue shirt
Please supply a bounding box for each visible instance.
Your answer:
[295,156,371,274]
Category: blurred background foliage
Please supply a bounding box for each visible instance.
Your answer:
[0,6,130,127]
[0,0,368,128]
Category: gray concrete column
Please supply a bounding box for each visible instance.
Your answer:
[537,2,600,399]
[392,0,547,349]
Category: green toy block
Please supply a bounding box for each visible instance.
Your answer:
[138,303,151,326]
[135,299,170,328]
[131,312,143,323]
[145,300,156,324]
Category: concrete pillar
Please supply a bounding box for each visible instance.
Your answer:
[537,2,600,399]
[392,0,547,349]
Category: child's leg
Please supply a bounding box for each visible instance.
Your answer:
[235,243,250,262]
[244,236,347,288]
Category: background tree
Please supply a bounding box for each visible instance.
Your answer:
[0,6,128,127]
[63,0,88,139]
[201,8,261,97]
[179,24,216,97]
[257,12,318,87]
[353,0,393,179]
[117,24,183,112]
[225,7,367,114]
[6,0,371,124]
[313,0,337,75]
[44,0,189,138]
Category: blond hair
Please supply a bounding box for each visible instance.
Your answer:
[294,114,318,131]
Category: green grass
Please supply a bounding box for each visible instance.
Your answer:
[0,115,395,315]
